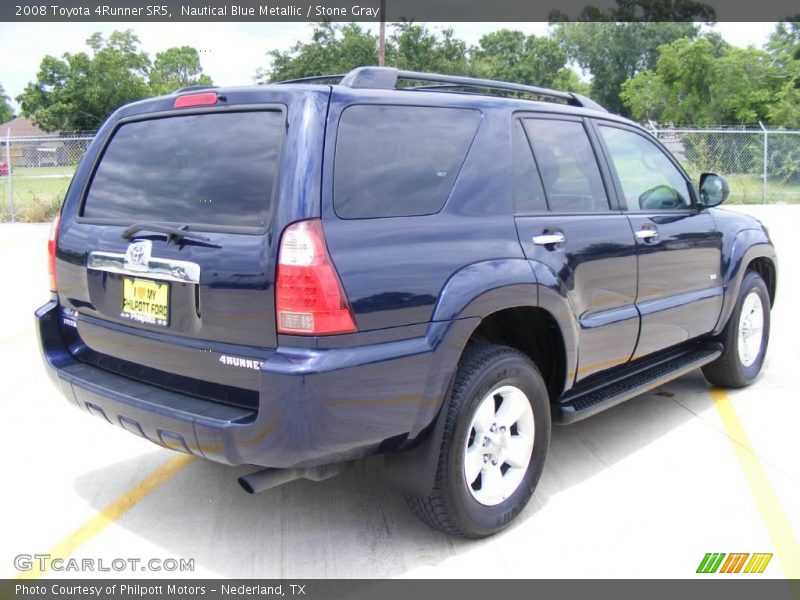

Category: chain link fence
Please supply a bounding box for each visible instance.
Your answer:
[3,125,799,221]
[649,125,800,205]
[1,133,93,222]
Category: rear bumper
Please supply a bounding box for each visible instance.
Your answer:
[36,301,475,468]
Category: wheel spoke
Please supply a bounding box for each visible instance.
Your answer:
[464,444,484,484]
[495,388,528,428]
[471,396,496,434]
[480,465,504,501]
[504,436,533,468]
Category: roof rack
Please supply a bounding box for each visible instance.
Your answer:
[274,66,606,112]
[272,74,347,85]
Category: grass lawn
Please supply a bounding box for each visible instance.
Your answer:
[723,174,800,204]
[0,167,74,222]
[682,171,800,205]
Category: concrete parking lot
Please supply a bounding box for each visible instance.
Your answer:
[1,205,798,579]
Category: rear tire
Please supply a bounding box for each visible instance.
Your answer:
[702,270,770,388]
[407,343,550,538]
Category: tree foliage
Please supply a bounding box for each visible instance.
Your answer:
[766,21,800,61]
[552,21,699,114]
[257,22,587,95]
[622,32,798,127]
[765,21,800,128]
[149,46,213,95]
[0,83,13,124]
[472,29,580,90]
[17,30,212,132]
[389,23,472,75]
[257,23,378,82]
[550,0,715,21]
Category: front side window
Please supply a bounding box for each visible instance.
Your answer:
[522,119,609,213]
[334,105,481,219]
[599,125,693,211]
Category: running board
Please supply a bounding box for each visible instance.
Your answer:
[556,343,722,424]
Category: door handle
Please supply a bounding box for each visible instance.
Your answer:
[532,233,566,246]
[635,228,659,241]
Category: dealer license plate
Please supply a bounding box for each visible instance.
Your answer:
[121,277,169,327]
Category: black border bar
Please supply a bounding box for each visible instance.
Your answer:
[2,0,800,22]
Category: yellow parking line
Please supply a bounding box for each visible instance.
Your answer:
[13,454,194,580]
[710,388,800,578]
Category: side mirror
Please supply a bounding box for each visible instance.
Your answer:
[698,173,729,208]
[639,184,683,210]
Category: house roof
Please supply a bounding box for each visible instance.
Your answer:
[0,116,58,137]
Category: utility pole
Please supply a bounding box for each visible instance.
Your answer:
[378,0,386,66]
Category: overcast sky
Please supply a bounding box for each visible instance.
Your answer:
[0,22,779,112]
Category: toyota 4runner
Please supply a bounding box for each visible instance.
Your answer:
[36,67,777,537]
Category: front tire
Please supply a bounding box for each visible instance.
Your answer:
[407,343,550,538]
[703,270,771,388]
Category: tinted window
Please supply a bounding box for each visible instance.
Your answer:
[334,105,480,218]
[522,119,609,212]
[83,111,284,228]
[599,125,692,211]
[512,120,547,213]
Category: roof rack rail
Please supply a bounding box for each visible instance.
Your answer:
[274,66,606,112]
[273,74,346,85]
[354,67,605,111]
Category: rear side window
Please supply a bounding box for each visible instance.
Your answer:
[83,111,284,229]
[512,120,548,213]
[334,105,481,219]
[522,119,609,213]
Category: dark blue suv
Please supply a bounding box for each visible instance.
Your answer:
[37,67,777,537]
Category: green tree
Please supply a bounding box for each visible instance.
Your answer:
[17,30,151,132]
[257,23,378,83]
[388,23,471,75]
[553,21,699,114]
[472,29,576,87]
[258,22,479,83]
[765,21,800,128]
[550,0,714,21]
[149,46,213,95]
[621,36,786,126]
[0,83,13,123]
[767,21,800,61]
[257,23,588,96]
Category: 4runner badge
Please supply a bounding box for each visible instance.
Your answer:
[219,355,263,371]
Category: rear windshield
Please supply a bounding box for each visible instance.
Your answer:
[82,111,284,229]
[334,105,481,219]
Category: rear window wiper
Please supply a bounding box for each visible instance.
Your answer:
[121,223,211,245]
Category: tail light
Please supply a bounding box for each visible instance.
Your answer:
[48,213,61,291]
[276,219,357,335]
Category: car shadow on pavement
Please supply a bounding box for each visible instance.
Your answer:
[72,371,712,578]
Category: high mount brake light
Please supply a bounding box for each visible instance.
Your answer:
[173,92,218,109]
[276,219,357,335]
